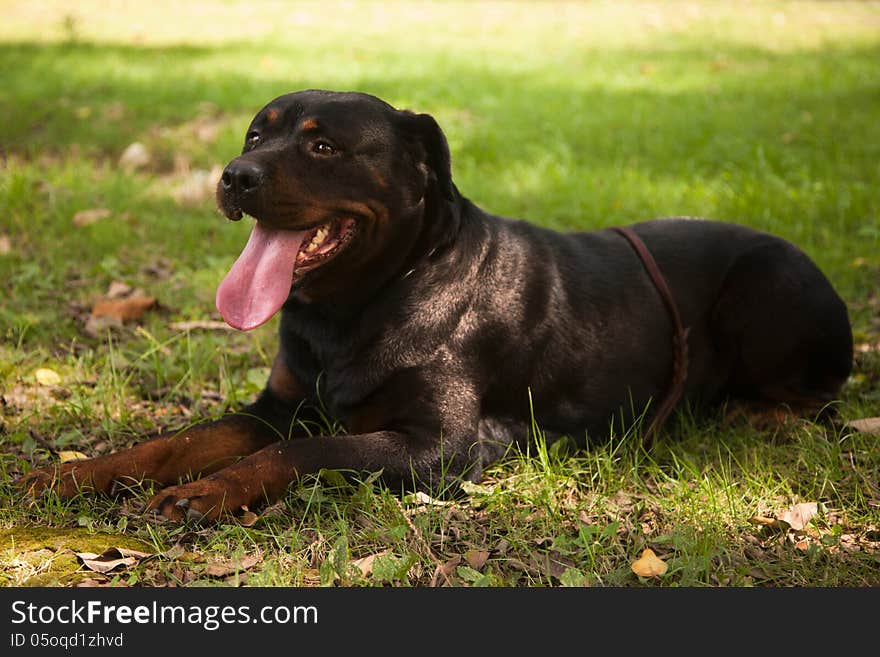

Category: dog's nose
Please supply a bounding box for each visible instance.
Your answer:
[220,160,264,198]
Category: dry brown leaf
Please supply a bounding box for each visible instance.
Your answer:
[34,368,61,386]
[58,450,89,463]
[72,208,111,227]
[119,142,151,172]
[631,548,668,578]
[238,510,259,527]
[527,552,576,579]
[76,578,115,587]
[780,502,819,531]
[846,417,880,436]
[106,280,133,299]
[464,550,490,571]
[84,315,123,338]
[76,547,153,574]
[203,552,263,578]
[91,295,156,322]
[351,549,392,578]
[432,554,462,585]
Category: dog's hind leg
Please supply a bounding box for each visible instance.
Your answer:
[711,239,853,411]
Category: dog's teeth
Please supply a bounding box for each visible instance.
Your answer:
[304,226,329,253]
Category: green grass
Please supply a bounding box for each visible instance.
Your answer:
[1,0,879,587]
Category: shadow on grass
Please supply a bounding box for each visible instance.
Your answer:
[2,39,878,178]
[2,39,877,284]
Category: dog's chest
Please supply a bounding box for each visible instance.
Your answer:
[281,305,436,416]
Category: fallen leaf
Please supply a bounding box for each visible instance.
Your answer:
[351,549,392,578]
[464,549,490,571]
[91,294,156,323]
[846,417,880,436]
[431,555,461,586]
[747,567,772,582]
[780,502,818,531]
[527,551,576,580]
[749,515,788,529]
[203,552,263,578]
[72,208,111,227]
[76,547,153,574]
[238,510,258,527]
[406,491,454,507]
[84,314,123,338]
[0,234,10,255]
[119,142,151,172]
[106,280,133,299]
[58,450,89,463]
[34,368,61,386]
[76,578,114,587]
[631,548,668,578]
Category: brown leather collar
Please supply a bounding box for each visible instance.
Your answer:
[611,226,690,448]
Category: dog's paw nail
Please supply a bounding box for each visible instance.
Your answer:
[186,507,205,523]
[175,497,190,510]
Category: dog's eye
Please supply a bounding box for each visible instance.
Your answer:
[311,140,336,156]
[246,131,260,146]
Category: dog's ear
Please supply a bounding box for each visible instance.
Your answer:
[395,111,455,201]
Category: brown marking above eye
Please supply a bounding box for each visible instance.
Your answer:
[265,108,280,123]
[300,117,319,131]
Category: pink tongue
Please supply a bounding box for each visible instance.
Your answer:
[216,222,308,331]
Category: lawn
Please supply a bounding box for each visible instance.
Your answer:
[1,0,878,587]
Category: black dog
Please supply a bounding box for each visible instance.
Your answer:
[22,90,853,522]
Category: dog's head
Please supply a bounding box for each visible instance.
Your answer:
[215,90,456,330]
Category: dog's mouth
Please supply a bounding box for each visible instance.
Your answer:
[216,216,357,331]
[294,217,357,274]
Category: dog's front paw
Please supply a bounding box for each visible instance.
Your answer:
[18,460,112,499]
[146,476,249,524]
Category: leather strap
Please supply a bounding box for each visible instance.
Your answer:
[611,226,690,448]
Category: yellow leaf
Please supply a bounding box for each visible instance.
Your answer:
[631,548,668,578]
[58,451,89,463]
[35,368,61,386]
